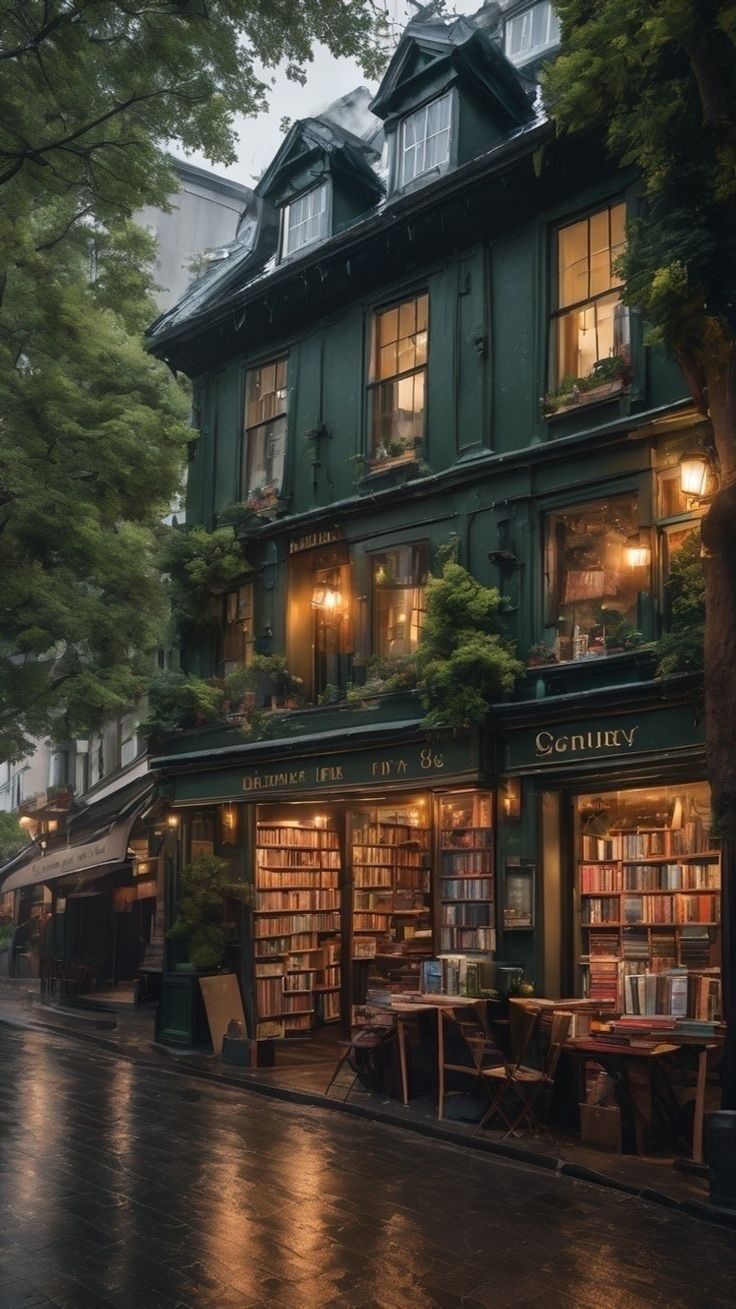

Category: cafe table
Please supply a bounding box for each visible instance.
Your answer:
[366,995,488,1106]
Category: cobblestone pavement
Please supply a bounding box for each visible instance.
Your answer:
[0,1025,735,1309]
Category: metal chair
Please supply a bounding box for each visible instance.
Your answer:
[476,1009,572,1138]
[325,1021,396,1101]
[437,1003,504,1120]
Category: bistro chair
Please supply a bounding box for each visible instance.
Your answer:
[437,1003,504,1121]
[325,1019,396,1102]
[476,1009,572,1139]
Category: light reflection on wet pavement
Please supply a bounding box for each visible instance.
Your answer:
[0,1025,735,1308]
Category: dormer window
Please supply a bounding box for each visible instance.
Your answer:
[399,92,452,187]
[282,182,328,257]
[505,2,560,65]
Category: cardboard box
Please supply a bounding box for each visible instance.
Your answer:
[580,1102,623,1153]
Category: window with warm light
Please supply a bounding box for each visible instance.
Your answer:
[368,293,428,462]
[242,358,287,497]
[399,93,452,187]
[222,584,255,674]
[544,494,649,661]
[282,182,328,257]
[552,203,629,388]
[372,544,428,657]
[505,2,560,64]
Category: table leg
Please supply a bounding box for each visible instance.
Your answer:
[692,1048,708,1164]
[397,1017,410,1106]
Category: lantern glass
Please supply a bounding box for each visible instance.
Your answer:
[679,451,710,498]
[624,536,651,569]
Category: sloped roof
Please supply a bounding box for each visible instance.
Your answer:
[255,115,382,205]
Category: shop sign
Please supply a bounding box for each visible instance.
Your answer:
[289,526,343,555]
[172,733,480,805]
[505,703,702,772]
[3,828,129,891]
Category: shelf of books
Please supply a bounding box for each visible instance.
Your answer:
[254,815,342,1036]
[438,790,496,954]
[351,804,431,988]
[577,784,721,1020]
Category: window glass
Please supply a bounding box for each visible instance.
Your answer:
[544,494,649,661]
[242,358,288,496]
[505,2,560,63]
[372,545,428,657]
[400,93,451,186]
[552,203,629,387]
[369,294,428,461]
[283,183,328,256]
[223,584,255,674]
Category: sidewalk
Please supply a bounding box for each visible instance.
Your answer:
[0,979,729,1230]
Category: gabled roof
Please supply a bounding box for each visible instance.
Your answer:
[255,116,383,206]
[370,14,534,127]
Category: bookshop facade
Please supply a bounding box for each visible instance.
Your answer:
[495,681,722,1023]
[153,721,499,1039]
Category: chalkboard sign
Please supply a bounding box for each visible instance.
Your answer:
[503,858,535,930]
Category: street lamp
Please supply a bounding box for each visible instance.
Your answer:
[679,425,719,501]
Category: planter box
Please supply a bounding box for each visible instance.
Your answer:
[545,379,628,418]
[156,969,216,1049]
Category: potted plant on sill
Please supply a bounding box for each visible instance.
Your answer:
[527,642,558,668]
[542,355,631,417]
[244,483,287,518]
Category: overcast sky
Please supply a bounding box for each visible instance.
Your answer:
[169,2,482,186]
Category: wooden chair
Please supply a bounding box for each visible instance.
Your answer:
[476,1009,571,1138]
[437,1003,504,1120]
[325,1021,395,1101]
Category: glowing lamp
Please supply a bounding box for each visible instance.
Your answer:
[311,584,342,611]
[166,812,180,829]
[679,448,712,499]
[624,534,651,569]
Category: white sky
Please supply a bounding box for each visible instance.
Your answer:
[169,2,483,186]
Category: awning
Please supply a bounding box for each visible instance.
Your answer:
[1,778,155,894]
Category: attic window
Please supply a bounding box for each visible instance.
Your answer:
[505,2,560,64]
[282,182,328,256]
[399,93,452,187]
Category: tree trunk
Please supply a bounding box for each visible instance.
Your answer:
[701,358,736,1106]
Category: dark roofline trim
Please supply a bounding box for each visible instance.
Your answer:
[168,156,254,204]
[148,117,551,357]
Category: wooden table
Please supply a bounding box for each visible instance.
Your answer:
[366,996,487,1105]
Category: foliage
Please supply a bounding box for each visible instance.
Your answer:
[416,561,524,728]
[345,653,419,702]
[138,671,224,738]
[168,854,253,970]
[0,924,14,950]
[162,524,249,641]
[596,608,645,651]
[527,642,558,664]
[543,3,736,407]
[656,530,705,676]
[0,812,26,863]
[544,355,630,412]
[0,0,386,760]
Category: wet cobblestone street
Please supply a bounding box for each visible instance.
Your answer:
[0,1025,735,1308]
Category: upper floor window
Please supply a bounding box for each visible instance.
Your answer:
[282,183,328,257]
[551,202,628,388]
[505,2,560,64]
[372,544,428,657]
[223,584,255,675]
[399,93,452,187]
[368,293,428,463]
[242,357,287,498]
[544,493,649,662]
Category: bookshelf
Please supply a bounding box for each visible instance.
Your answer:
[351,807,431,965]
[254,817,342,1036]
[577,786,721,1018]
[438,791,495,953]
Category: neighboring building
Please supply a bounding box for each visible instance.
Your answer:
[146,10,718,1049]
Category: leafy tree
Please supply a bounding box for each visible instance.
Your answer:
[168,854,253,970]
[416,561,524,728]
[543,1,736,1102]
[0,812,26,864]
[656,531,706,676]
[0,0,386,761]
[162,524,250,644]
[137,671,225,739]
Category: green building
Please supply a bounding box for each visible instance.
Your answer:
[148,10,719,1047]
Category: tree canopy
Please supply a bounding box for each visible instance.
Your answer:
[0,1,386,761]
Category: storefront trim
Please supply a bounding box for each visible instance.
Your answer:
[502,702,703,776]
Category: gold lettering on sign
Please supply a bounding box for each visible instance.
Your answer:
[534,727,640,759]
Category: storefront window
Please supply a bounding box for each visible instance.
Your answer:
[351,799,431,976]
[544,494,649,661]
[372,543,428,657]
[577,782,721,1016]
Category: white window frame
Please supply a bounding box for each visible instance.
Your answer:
[281,182,328,257]
[398,92,452,188]
[505,2,560,64]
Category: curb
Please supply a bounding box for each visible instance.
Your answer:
[2,1008,734,1231]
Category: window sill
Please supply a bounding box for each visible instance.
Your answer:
[543,380,629,419]
[358,456,425,488]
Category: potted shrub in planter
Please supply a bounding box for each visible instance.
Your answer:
[158,855,253,1048]
[543,355,631,416]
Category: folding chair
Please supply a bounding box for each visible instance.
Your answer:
[325,1021,395,1101]
[477,1009,571,1138]
[437,1003,504,1120]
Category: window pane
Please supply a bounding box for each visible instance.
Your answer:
[544,494,647,661]
[379,306,399,348]
[380,342,398,379]
[416,294,428,332]
[400,93,451,185]
[610,202,626,285]
[505,2,559,61]
[398,299,416,340]
[559,219,588,307]
[284,183,327,255]
[372,545,428,656]
[589,209,612,297]
[370,295,428,455]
